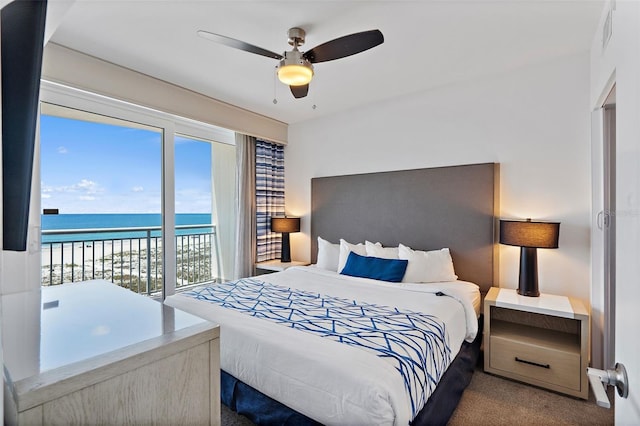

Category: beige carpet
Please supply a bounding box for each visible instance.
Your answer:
[221,366,614,425]
[449,367,613,425]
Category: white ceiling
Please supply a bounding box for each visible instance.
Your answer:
[49,0,604,125]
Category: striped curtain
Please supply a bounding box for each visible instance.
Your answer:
[255,139,285,262]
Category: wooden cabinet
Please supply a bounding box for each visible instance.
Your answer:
[3,280,221,425]
[483,287,589,399]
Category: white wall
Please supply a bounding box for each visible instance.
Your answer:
[287,53,592,303]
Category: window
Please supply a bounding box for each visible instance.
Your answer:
[40,104,163,292]
[174,134,218,288]
[38,81,235,298]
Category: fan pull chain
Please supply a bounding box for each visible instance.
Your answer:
[311,77,316,109]
[272,66,278,104]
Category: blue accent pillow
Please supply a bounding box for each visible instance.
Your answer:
[340,251,408,283]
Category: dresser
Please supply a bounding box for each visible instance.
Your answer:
[483,287,589,399]
[3,280,220,425]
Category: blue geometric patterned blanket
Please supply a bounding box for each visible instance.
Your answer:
[184,278,452,417]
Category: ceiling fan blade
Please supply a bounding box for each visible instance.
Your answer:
[197,30,283,60]
[304,29,383,63]
[290,84,309,99]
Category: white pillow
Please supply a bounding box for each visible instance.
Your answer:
[365,240,399,259]
[316,236,340,271]
[338,239,367,273]
[398,243,458,283]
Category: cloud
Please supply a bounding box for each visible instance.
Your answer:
[57,146,68,154]
[131,186,144,192]
[41,183,53,194]
[74,179,99,194]
[39,181,165,214]
[41,179,103,196]
[55,179,100,194]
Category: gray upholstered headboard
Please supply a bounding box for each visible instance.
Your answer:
[310,163,499,292]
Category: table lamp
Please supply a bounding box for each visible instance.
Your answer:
[271,217,300,263]
[499,218,560,297]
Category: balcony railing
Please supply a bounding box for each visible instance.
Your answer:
[41,224,221,294]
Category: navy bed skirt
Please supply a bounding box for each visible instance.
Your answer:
[221,315,483,426]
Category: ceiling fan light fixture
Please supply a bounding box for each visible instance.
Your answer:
[278,63,314,86]
[277,49,314,86]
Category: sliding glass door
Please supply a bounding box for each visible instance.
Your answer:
[38,81,236,298]
[40,103,164,293]
[174,134,217,289]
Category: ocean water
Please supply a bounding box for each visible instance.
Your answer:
[41,213,212,243]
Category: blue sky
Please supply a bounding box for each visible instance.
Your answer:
[40,115,212,214]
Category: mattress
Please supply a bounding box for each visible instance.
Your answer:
[165,266,480,425]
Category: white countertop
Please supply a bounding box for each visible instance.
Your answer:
[494,288,575,318]
[2,280,210,382]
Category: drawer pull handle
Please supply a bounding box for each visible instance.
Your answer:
[515,357,550,369]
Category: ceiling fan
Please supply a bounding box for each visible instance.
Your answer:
[197,27,384,99]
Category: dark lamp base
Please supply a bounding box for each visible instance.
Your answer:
[280,232,291,263]
[517,287,540,297]
[518,246,540,297]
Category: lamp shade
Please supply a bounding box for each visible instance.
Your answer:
[271,217,300,234]
[500,219,560,249]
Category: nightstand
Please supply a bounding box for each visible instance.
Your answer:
[255,259,309,275]
[483,287,589,399]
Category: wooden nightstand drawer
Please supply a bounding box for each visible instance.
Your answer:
[490,334,581,391]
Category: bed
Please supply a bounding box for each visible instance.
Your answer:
[165,163,498,425]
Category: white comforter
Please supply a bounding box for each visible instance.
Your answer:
[164,266,480,425]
